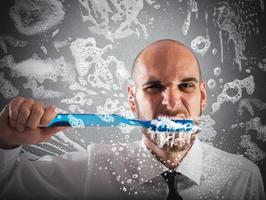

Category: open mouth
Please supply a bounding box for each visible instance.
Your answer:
[150,115,196,133]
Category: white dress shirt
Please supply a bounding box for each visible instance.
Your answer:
[0,137,265,200]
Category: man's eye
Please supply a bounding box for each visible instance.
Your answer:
[179,83,194,91]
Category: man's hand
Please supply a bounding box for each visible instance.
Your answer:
[0,96,66,149]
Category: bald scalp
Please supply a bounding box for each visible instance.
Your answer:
[131,39,202,83]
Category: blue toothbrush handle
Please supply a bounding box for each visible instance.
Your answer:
[48,114,195,132]
[48,114,133,127]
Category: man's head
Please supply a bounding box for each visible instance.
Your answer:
[128,39,207,151]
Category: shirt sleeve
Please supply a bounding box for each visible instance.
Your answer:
[0,146,89,200]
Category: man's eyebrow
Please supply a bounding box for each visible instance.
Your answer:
[143,80,161,86]
[142,77,199,86]
[181,77,199,83]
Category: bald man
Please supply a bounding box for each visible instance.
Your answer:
[0,40,265,200]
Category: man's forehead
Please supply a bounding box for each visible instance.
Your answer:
[132,39,201,82]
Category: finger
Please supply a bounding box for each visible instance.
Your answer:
[26,101,46,129]
[16,98,35,132]
[8,96,25,128]
[40,105,57,127]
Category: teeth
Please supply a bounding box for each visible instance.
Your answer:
[157,115,188,120]
[158,116,179,120]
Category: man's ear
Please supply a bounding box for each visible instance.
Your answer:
[128,84,137,113]
[200,81,207,112]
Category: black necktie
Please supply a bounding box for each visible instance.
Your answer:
[161,171,183,200]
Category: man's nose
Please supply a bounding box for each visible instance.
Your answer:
[161,87,182,110]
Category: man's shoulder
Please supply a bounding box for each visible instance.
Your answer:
[200,141,260,175]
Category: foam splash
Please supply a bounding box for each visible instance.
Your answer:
[78,0,150,41]
[0,54,74,99]
[198,115,217,143]
[191,36,211,56]
[213,67,221,76]
[70,37,129,90]
[9,0,65,36]
[214,0,262,71]
[182,0,198,35]
[238,98,266,117]
[96,98,134,135]
[61,91,93,113]
[207,79,216,89]
[0,72,19,98]
[244,117,266,142]
[64,37,130,116]
[53,40,69,52]
[40,45,47,55]
[0,36,28,54]
[258,58,266,71]
[240,135,265,162]
[67,114,85,128]
[212,75,255,112]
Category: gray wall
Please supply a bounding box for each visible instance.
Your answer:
[0,0,265,189]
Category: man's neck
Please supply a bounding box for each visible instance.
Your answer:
[143,134,196,170]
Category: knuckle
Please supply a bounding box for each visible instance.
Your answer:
[41,117,50,125]
[24,98,34,105]
[36,101,44,107]
[32,104,44,115]
[19,107,31,118]
[48,105,56,112]
[14,96,25,102]
[9,97,22,109]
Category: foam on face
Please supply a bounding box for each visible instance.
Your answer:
[145,117,201,149]
[144,115,218,148]
[197,115,217,143]
[150,118,197,133]
[9,0,65,36]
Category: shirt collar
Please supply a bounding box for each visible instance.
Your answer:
[176,136,202,185]
[137,136,203,185]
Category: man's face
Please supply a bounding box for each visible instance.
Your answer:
[128,42,207,151]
